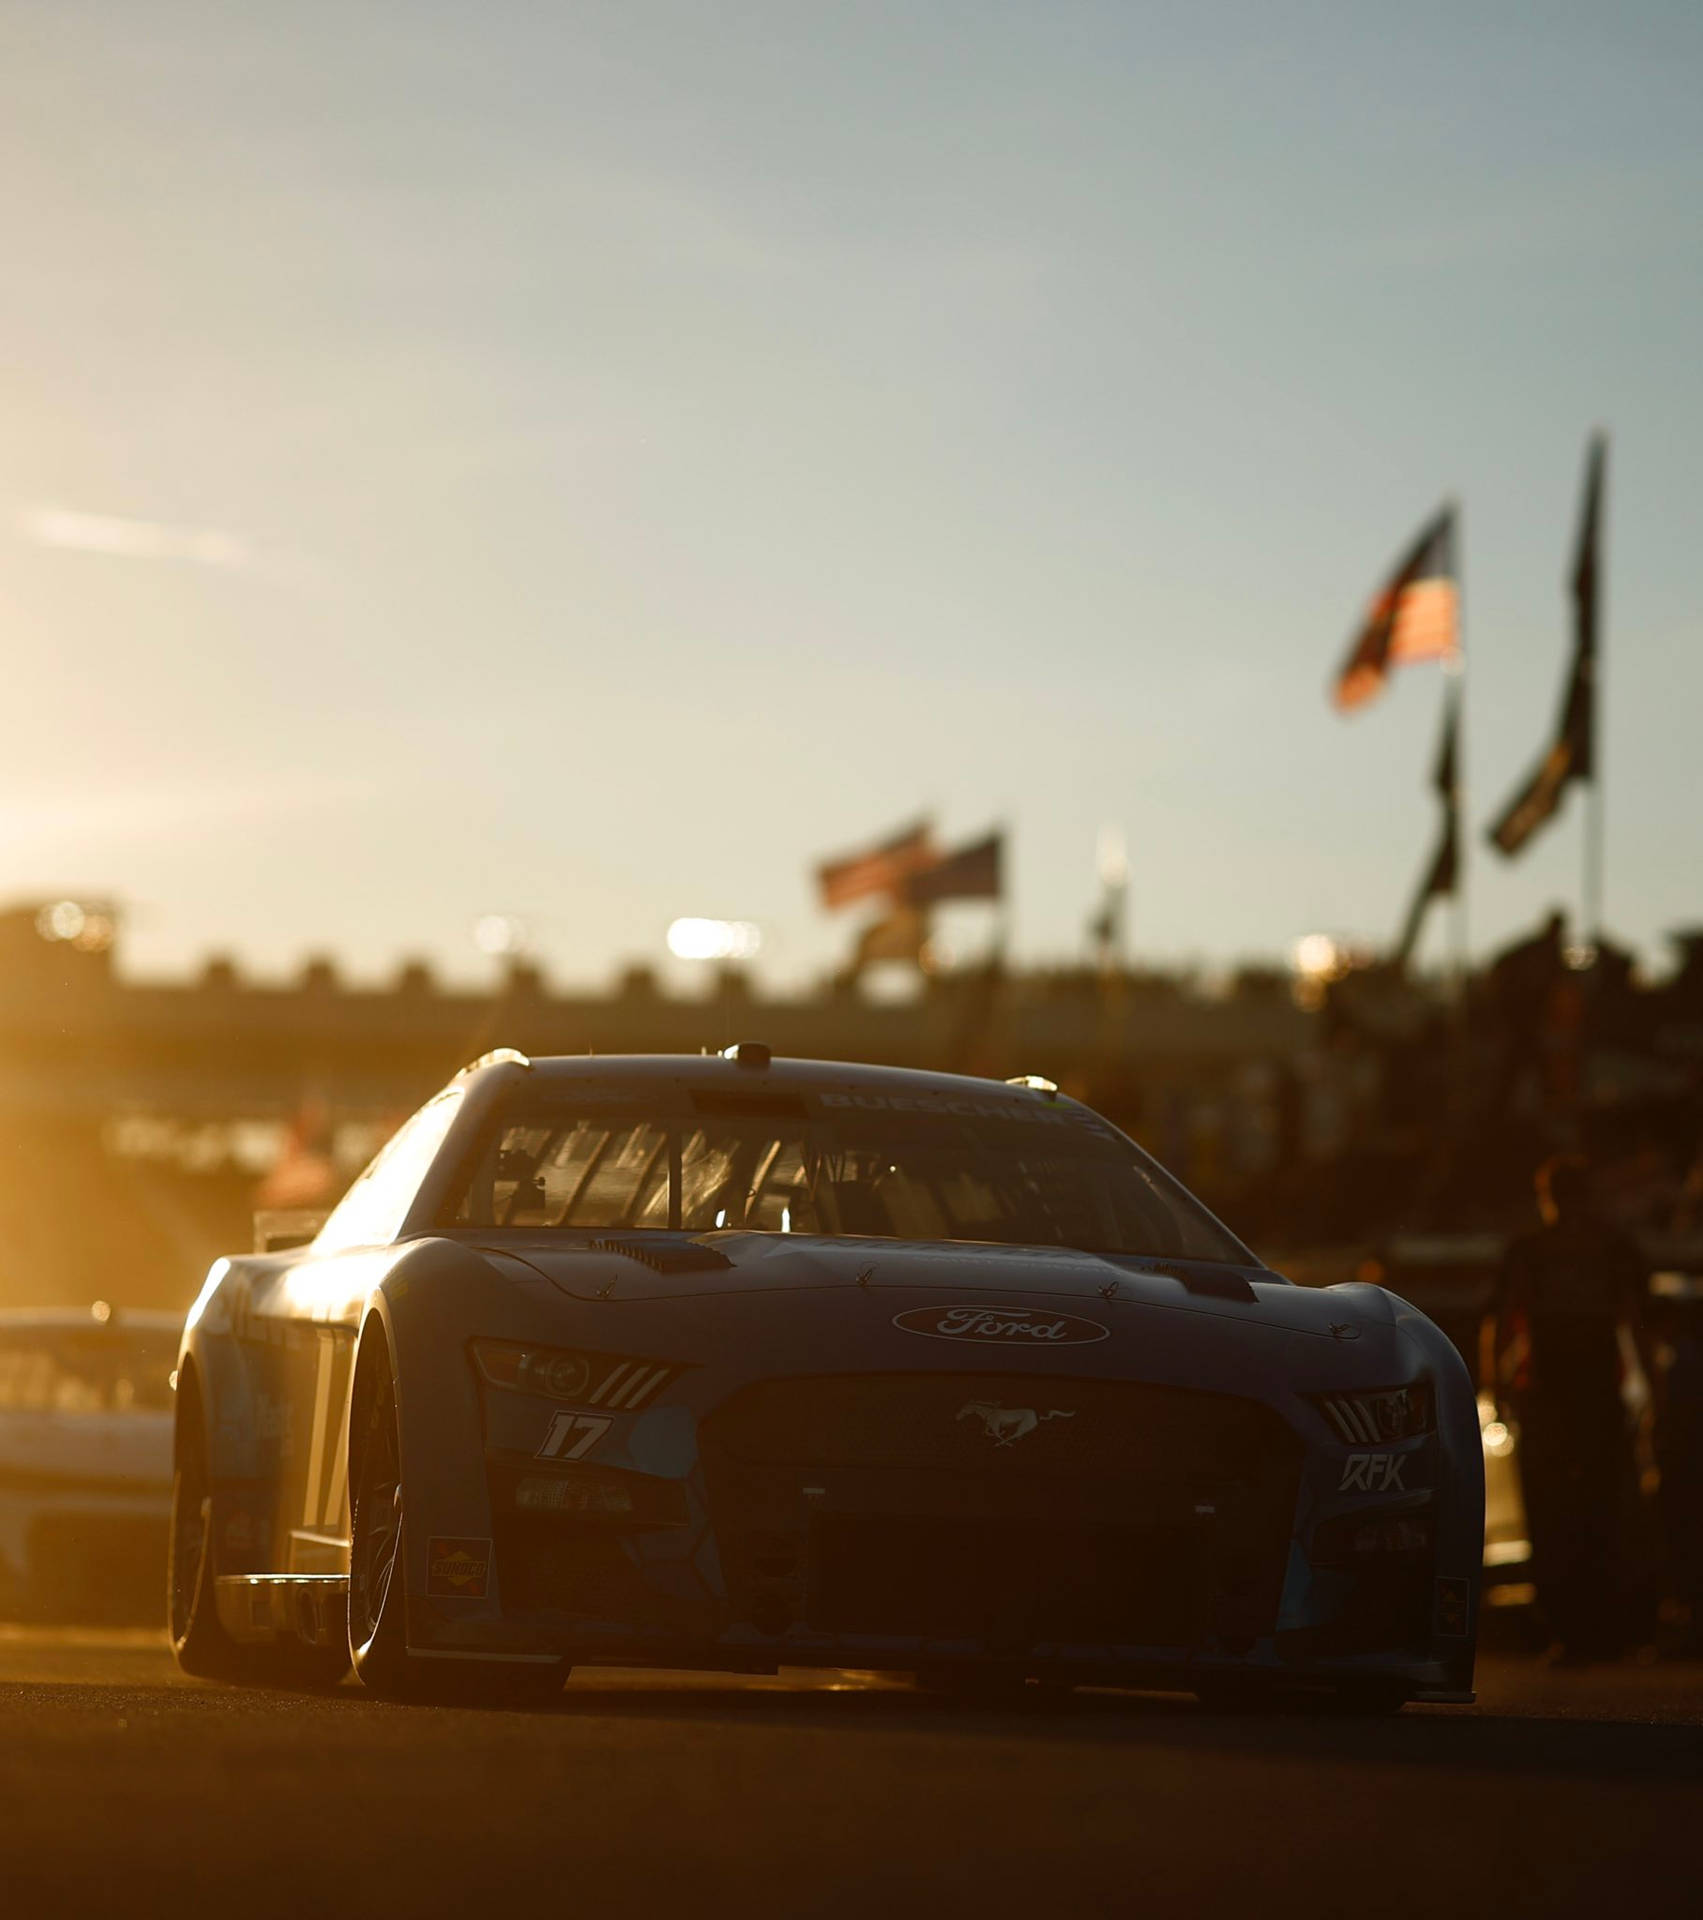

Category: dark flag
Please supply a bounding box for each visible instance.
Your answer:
[902,831,1003,907]
[1487,434,1605,856]
[816,818,937,910]
[1394,685,1461,966]
[1332,505,1459,711]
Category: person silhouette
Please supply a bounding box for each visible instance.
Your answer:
[1484,1154,1656,1662]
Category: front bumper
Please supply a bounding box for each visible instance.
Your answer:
[409,1361,1477,1699]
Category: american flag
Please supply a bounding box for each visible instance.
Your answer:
[816,819,938,910]
[1332,506,1459,712]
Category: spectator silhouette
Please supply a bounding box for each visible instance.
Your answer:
[1484,1154,1656,1662]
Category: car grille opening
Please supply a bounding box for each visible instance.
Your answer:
[701,1373,1302,1655]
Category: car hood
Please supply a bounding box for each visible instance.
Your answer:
[477,1231,1396,1344]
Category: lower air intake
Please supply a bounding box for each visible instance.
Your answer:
[808,1512,1201,1646]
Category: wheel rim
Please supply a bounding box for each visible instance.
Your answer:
[350,1378,402,1648]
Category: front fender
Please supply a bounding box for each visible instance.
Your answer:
[179,1258,269,1486]
[359,1239,566,1652]
[1388,1287,1484,1684]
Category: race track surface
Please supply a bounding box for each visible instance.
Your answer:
[2,1629,1699,1919]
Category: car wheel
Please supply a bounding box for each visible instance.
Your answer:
[348,1347,565,1708]
[168,1376,245,1680]
[170,1373,349,1689]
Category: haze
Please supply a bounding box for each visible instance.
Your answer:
[2,1,1699,989]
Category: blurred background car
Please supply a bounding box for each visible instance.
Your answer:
[0,1304,179,1621]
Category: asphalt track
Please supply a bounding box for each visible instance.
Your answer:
[1,1630,1699,1919]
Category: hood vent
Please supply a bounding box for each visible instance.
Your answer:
[592,1236,734,1275]
[1112,1259,1259,1304]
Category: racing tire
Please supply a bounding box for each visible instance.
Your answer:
[169,1373,348,1689]
[168,1374,244,1680]
[348,1344,567,1709]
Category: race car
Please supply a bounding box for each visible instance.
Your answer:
[1,1305,178,1619]
[169,1049,1482,1710]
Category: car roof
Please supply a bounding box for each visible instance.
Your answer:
[476,1053,1074,1103]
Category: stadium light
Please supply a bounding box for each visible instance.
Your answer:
[35,899,115,952]
[1293,933,1343,981]
[473,914,527,957]
[667,918,762,962]
[1096,825,1129,889]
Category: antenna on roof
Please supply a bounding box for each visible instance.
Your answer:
[721,1042,771,1069]
[457,1047,533,1077]
[1005,1073,1059,1097]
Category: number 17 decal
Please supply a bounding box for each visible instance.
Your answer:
[537,1412,612,1461]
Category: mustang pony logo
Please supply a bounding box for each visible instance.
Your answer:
[958,1401,1076,1448]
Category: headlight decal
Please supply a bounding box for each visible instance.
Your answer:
[593,1362,672,1411]
[1314,1382,1433,1446]
[471,1339,680,1412]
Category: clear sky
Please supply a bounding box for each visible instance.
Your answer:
[2,2,1699,993]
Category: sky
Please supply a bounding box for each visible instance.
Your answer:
[1,1,1699,994]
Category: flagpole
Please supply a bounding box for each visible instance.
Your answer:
[1450,673,1469,1001]
[1583,739,1603,955]
[1584,444,1606,954]
[1582,432,1605,956]
[1449,500,1469,1003]
[1443,504,1473,1161]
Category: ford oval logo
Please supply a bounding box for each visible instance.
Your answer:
[892,1304,1109,1346]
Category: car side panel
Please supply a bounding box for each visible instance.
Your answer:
[180,1246,396,1577]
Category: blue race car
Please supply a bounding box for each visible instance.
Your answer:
[169,1049,1481,1710]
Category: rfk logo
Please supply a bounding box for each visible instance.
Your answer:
[958,1401,1076,1448]
[1339,1452,1407,1493]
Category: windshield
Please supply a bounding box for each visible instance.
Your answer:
[445,1086,1250,1264]
[0,1327,178,1414]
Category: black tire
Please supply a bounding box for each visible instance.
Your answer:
[169,1371,349,1689]
[168,1373,248,1680]
[348,1344,566,1708]
[348,1353,413,1696]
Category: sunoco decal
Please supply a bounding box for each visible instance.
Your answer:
[892,1304,1109,1345]
[425,1536,492,1598]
